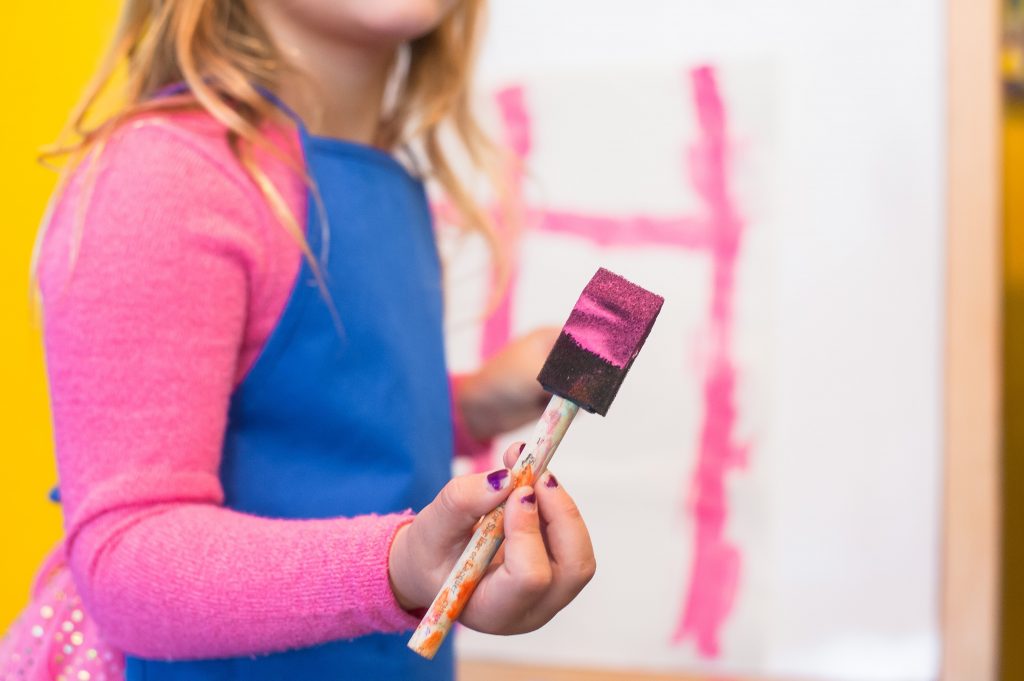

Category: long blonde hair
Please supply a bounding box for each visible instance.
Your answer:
[39,0,503,285]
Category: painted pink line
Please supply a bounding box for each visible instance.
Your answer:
[496,84,714,251]
[672,65,747,657]
[495,86,532,158]
[480,85,531,365]
[473,73,750,641]
[534,209,711,249]
[479,265,518,364]
[461,87,531,472]
[432,200,459,227]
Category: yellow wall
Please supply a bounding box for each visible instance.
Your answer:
[0,4,120,627]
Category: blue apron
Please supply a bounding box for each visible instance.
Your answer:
[124,113,455,680]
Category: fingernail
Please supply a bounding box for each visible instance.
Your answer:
[544,473,559,488]
[486,469,510,491]
[521,492,537,506]
[518,442,526,455]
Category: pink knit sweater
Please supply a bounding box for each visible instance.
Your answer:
[37,111,478,660]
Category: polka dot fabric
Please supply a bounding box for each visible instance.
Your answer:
[1,547,123,681]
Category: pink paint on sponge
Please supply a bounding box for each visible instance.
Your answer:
[538,268,664,415]
[563,268,666,368]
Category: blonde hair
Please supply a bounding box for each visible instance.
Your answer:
[39,0,504,288]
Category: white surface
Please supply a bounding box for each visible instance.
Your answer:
[445,3,945,680]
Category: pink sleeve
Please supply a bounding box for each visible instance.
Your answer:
[38,118,419,660]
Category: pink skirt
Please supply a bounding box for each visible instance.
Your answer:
[0,543,124,681]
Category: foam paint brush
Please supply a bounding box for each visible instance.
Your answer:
[408,267,664,659]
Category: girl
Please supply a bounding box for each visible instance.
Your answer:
[2,1,596,680]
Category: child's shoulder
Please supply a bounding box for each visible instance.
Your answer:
[99,109,257,194]
[43,107,303,258]
[38,108,304,303]
[61,107,302,223]
[116,107,232,143]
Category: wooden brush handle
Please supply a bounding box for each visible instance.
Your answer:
[407,395,580,659]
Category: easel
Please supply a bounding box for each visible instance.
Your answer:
[460,0,1003,678]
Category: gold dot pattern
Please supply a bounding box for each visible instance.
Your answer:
[0,553,124,681]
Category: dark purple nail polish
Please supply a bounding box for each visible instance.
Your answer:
[486,469,510,491]
[544,473,559,488]
[521,492,537,505]
[518,442,526,455]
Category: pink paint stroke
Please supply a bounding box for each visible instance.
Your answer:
[466,87,530,472]
[537,210,710,249]
[467,70,746,658]
[671,65,748,657]
[479,86,531,364]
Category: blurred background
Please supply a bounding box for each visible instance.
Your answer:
[0,1,1012,680]
[0,0,121,630]
[1001,0,1024,678]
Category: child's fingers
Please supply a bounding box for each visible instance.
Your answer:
[413,468,513,549]
[484,472,594,633]
[461,486,549,631]
[460,480,593,634]
[502,440,526,469]
[495,486,553,601]
[534,472,596,594]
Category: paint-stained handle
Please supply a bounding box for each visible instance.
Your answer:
[407,395,580,659]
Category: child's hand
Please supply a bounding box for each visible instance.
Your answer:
[388,441,596,635]
[457,327,559,441]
